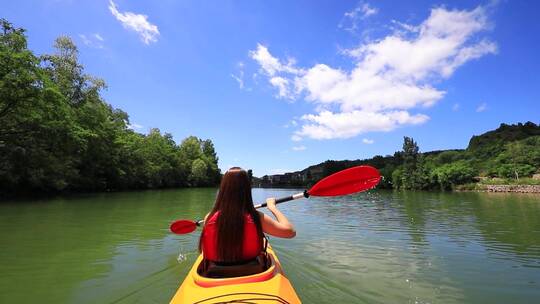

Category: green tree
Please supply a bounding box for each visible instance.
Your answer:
[497,164,536,179]
[401,137,420,189]
[201,139,220,185]
[391,167,404,189]
[494,139,540,179]
[0,20,79,192]
[41,36,105,105]
[190,158,208,186]
[0,19,40,120]
[431,161,477,190]
[0,20,222,195]
[178,136,202,184]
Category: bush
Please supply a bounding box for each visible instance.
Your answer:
[391,168,404,189]
[497,164,536,179]
[431,161,477,190]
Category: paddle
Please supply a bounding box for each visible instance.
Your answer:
[169,165,381,234]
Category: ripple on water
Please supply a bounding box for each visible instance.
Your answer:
[1,189,540,303]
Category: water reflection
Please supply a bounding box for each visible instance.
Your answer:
[255,189,540,303]
[0,188,216,303]
[0,189,539,303]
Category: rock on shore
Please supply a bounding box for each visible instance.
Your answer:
[483,185,540,193]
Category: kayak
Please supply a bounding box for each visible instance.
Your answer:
[169,243,301,303]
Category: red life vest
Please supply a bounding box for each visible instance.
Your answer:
[202,211,262,262]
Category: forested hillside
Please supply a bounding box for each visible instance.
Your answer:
[0,20,220,195]
[261,122,540,191]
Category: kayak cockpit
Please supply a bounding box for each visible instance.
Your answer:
[193,253,278,287]
[198,253,271,278]
[170,244,302,304]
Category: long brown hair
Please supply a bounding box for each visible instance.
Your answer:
[199,167,263,262]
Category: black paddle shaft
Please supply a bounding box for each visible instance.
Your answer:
[193,190,309,227]
[254,190,309,209]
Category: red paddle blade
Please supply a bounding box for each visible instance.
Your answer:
[170,220,198,234]
[308,165,381,197]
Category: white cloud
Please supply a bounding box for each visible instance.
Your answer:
[295,110,429,140]
[127,123,144,130]
[79,34,91,45]
[231,62,253,91]
[109,0,159,44]
[79,33,104,49]
[349,2,378,19]
[231,73,244,89]
[270,76,294,99]
[391,20,420,33]
[362,138,374,144]
[295,63,444,112]
[291,134,302,142]
[476,102,487,112]
[94,33,104,41]
[342,7,496,81]
[360,3,378,18]
[249,44,302,91]
[339,2,379,33]
[292,145,307,151]
[250,5,496,140]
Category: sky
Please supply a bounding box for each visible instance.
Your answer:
[2,0,540,176]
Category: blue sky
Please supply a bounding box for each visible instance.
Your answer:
[3,0,539,176]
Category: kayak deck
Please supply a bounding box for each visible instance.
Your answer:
[170,244,301,303]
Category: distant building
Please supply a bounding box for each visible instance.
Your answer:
[257,166,325,187]
[308,166,324,181]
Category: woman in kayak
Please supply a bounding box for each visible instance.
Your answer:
[199,167,295,264]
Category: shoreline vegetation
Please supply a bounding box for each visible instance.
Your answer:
[254,122,540,194]
[0,20,220,197]
[2,20,539,197]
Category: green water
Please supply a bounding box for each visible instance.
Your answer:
[1,189,539,303]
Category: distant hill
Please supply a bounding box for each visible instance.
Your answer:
[468,122,540,157]
[256,122,540,190]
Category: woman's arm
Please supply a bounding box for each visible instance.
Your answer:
[259,198,296,238]
[202,213,210,226]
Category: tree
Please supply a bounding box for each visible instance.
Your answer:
[402,137,419,169]
[401,137,420,189]
[0,20,222,195]
[431,161,476,190]
[41,36,105,105]
[201,139,220,185]
[0,20,79,192]
[497,164,535,179]
[190,158,208,186]
[247,169,253,184]
[0,19,40,120]
[392,168,404,189]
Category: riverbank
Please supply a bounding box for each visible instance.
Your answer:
[477,184,540,193]
[456,182,540,193]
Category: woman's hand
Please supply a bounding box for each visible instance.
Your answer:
[260,197,296,238]
[266,197,277,210]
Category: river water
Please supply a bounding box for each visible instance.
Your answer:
[0,189,539,303]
